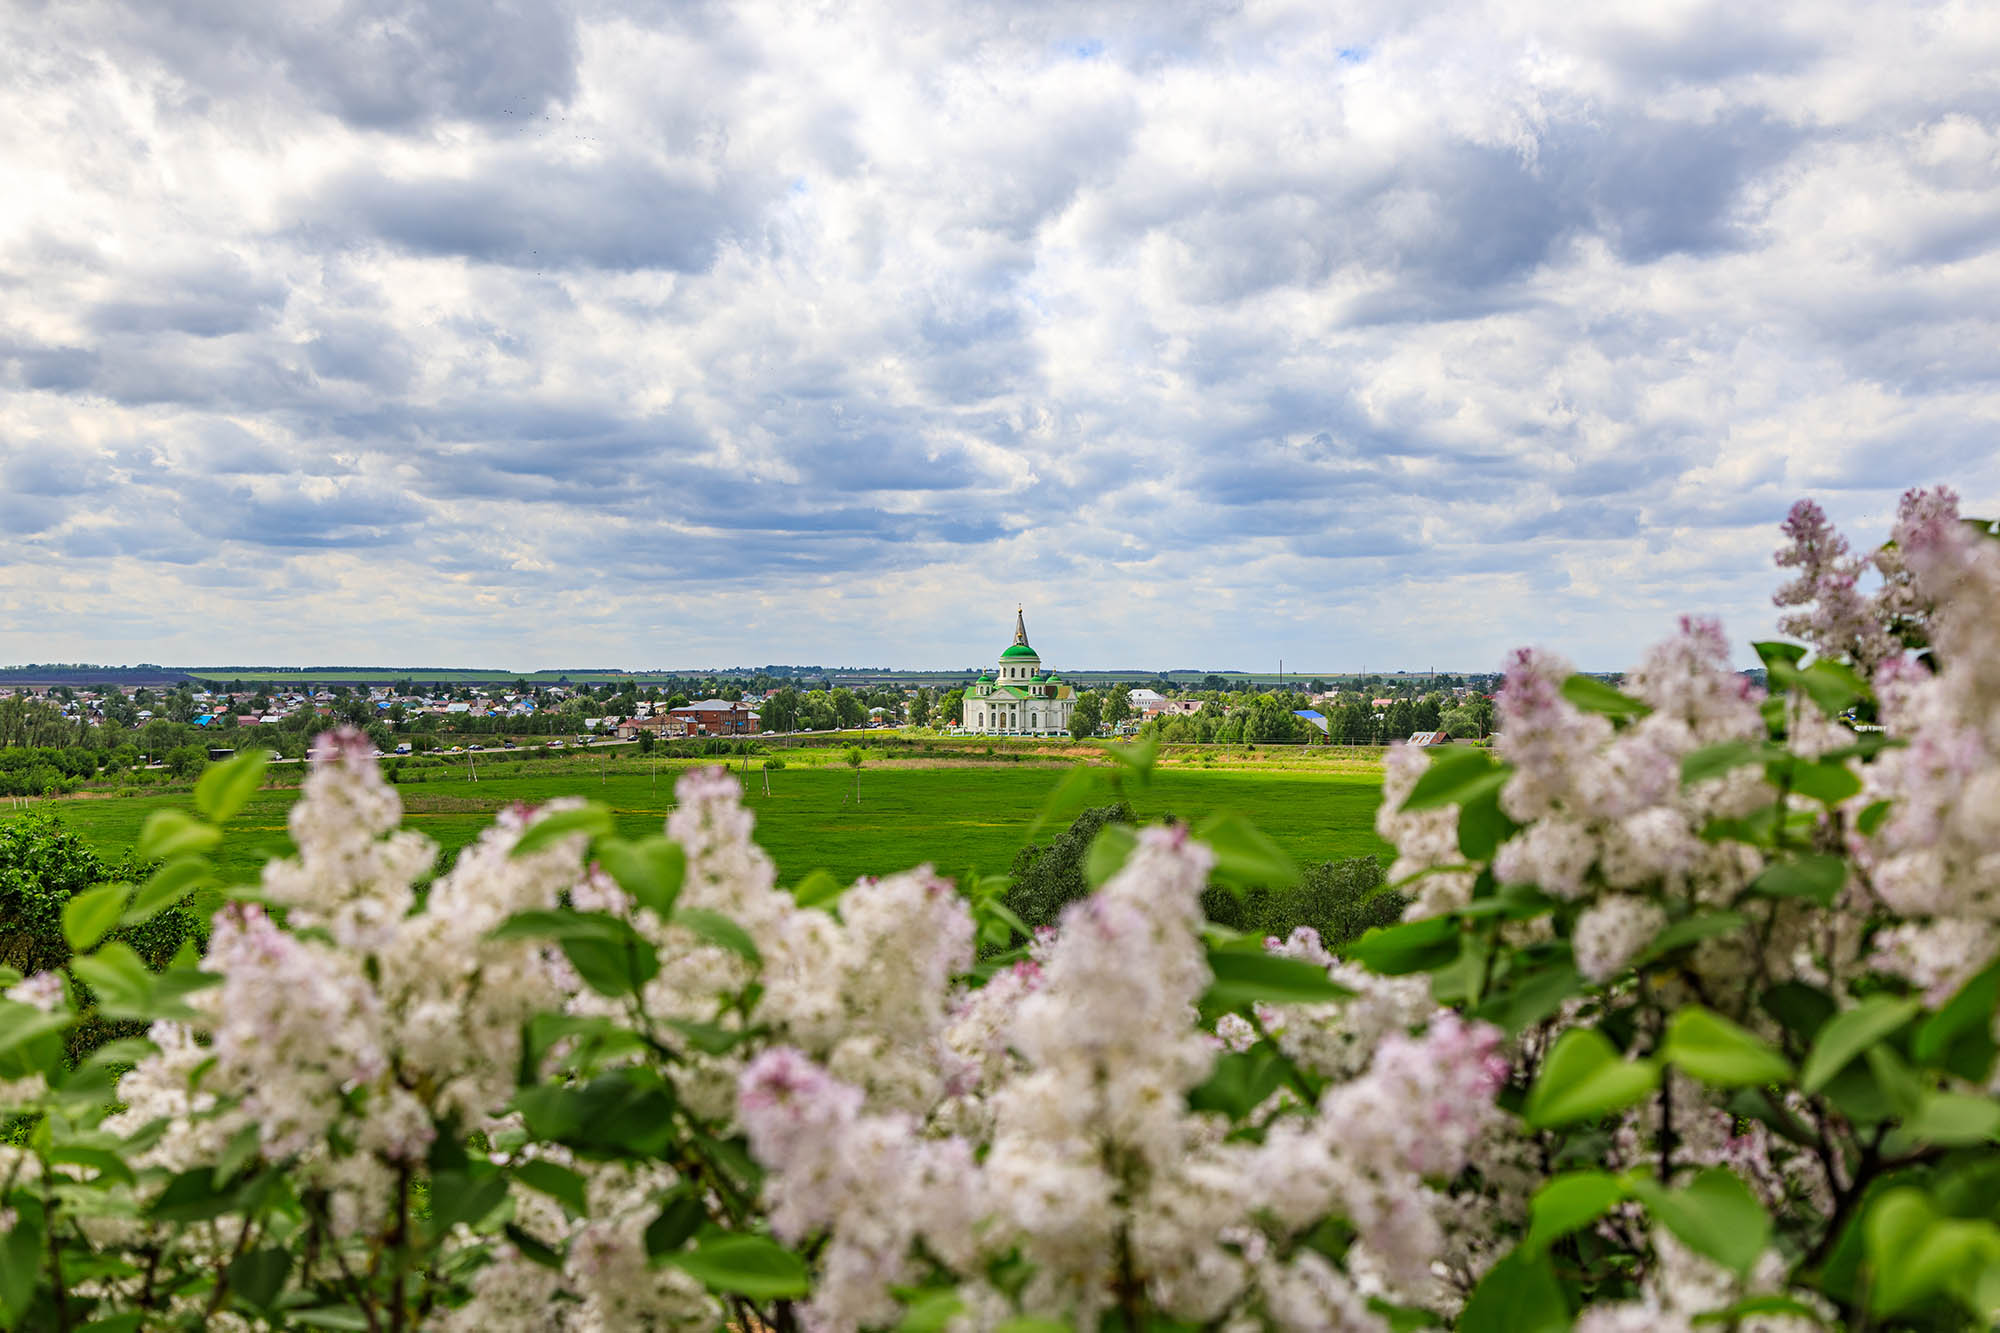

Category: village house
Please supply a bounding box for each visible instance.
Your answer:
[668,699,762,735]
[614,715,687,740]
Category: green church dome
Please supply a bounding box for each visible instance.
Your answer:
[1001,643,1040,659]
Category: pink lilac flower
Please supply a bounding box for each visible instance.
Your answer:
[1773,499,1897,674]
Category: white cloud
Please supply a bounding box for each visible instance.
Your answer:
[1,0,1997,672]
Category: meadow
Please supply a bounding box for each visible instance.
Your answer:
[3,752,1390,888]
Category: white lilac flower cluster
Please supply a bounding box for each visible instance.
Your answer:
[565,765,976,1119]
[1363,486,2000,1329]
[1851,488,2000,1006]
[1773,498,1904,678]
[108,731,587,1238]
[738,828,1513,1332]
[1378,615,1782,988]
[100,741,996,1330]
[78,737,1520,1332]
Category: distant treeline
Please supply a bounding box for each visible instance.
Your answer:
[7,662,1508,690]
[0,665,192,686]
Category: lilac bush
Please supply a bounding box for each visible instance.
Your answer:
[0,488,1996,1330]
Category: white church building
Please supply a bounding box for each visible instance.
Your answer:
[961,609,1078,736]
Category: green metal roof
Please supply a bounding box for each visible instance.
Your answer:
[1001,643,1039,659]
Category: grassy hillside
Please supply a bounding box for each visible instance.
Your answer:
[3,761,1389,889]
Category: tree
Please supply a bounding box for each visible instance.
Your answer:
[1439,693,1495,739]
[104,692,138,728]
[830,689,866,730]
[164,745,207,779]
[938,689,965,729]
[1069,692,1102,739]
[762,688,802,734]
[909,689,932,729]
[636,729,657,755]
[0,695,71,748]
[1246,695,1307,744]
[0,811,186,1011]
[1412,694,1443,732]
[1197,856,1403,948]
[844,745,863,802]
[1104,690,1132,729]
[1002,803,1136,937]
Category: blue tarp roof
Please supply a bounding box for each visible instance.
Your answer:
[1293,709,1329,733]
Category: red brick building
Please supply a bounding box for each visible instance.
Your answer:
[668,699,762,735]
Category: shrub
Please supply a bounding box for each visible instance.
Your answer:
[1002,801,1135,933]
[0,812,192,1063]
[1198,855,1403,948]
[0,813,181,978]
[8,492,2000,1332]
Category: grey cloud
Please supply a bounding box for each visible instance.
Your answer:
[88,255,287,338]
[2,450,96,497]
[189,422,293,475]
[0,339,99,392]
[184,483,427,549]
[1496,502,1645,542]
[1651,489,1801,530]
[1291,527,1424,560]
[41,523,213,565]
[100,0,579,128]
[1105,109,1799,312]
[2,1,1997,669]
[1587,7,1823,87]
[305,318,415,391]
[1552,111,1801,264]
[0,493,70,537]
[1893,206,2000,267]
[313,157,745,272]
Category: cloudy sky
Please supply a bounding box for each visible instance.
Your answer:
[2,1,1997,673]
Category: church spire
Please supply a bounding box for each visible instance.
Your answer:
[1013,605,1029,647]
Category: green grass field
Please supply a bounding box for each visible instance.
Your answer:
[4,760,1389,889]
